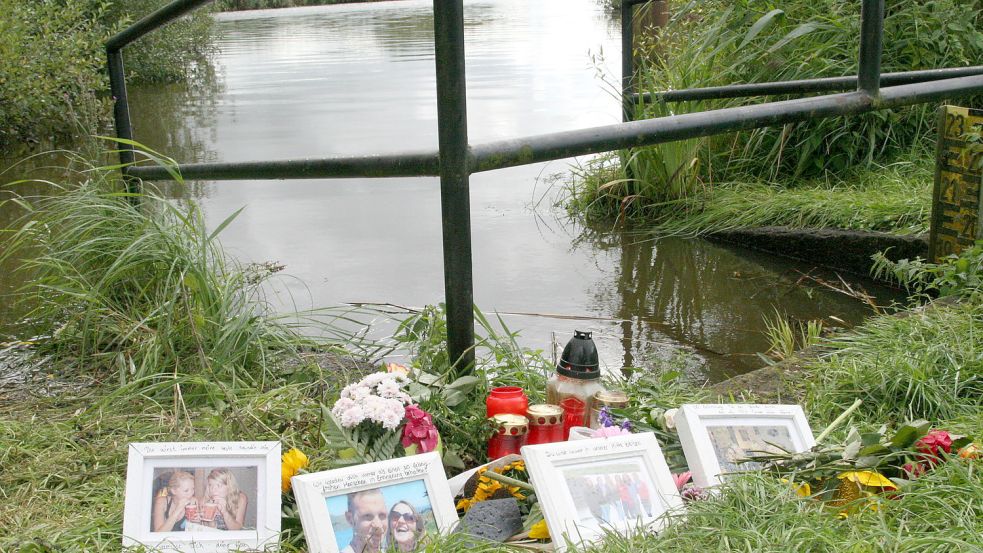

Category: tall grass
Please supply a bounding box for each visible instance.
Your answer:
[584,0,983,213]
[0,165,319,403]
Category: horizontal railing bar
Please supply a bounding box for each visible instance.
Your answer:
[126,151,441,181]
[633,66,983,104]
[471,74,983,173]
[107,0,214,52]
[124,75,983,182]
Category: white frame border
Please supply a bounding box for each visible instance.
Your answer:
[521,433,683,552]
[291,452,458,553]
[122,441,281,552]
[675,404,815,488]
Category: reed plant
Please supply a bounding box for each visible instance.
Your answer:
[0,162,321,404]
[585,0,983,215]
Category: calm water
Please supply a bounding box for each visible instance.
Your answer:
[1,0,903,381]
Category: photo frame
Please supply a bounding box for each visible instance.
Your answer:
[122,441,281,552]
[291,452,458,553]
[521,433,683,551]
[675,404,816,488]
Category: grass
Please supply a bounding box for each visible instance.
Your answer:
[569,153,932,236]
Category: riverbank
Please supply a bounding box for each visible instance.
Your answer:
[1,170,980,549]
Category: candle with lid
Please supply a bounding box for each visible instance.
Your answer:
[486,386,529,418]
[487,414,529,459]
[525,404,565,445]
[546,331,605,417]
[589,389,630,429]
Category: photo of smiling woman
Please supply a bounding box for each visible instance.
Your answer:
[148,466,258,533]
[387,501,426,552]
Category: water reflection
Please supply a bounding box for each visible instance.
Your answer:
[575,226,903,381]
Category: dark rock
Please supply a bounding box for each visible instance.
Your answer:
[458,498,523,543]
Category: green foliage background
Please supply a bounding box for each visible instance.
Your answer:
[0,0,213,149]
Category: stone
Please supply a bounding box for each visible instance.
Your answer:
[458,498,523,543]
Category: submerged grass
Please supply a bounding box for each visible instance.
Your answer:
[569,153,932,236]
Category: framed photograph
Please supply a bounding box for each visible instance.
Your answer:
[291,452,458,553]
[521,433,683,551]
[122,441,281,552]
[675,404,816,488]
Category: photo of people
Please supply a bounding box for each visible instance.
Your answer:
[149,466,258,533]
[324,480,437,553]
[562,459,662,534]
[707,424,795,473]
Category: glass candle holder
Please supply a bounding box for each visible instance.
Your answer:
[487,414,528,460]
[486,386,529,418]
[526,404,565,445]
[560,397,586,440]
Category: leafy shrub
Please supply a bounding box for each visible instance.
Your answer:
[0,0,213,148]
[626,0,983,193]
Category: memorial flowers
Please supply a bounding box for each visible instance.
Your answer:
[281,448,310,493]
[324,371,440,464]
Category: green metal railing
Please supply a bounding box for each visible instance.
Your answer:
[107,0,983,375]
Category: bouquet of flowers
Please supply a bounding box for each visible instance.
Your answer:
[747,418,979,515]
[324,369,440,465]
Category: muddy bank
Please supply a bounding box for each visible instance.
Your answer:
[709,227,928,279]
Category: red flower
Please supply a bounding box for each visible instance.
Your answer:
[915,430,953,465]
[902,461,926,479]
[401,405,439,453]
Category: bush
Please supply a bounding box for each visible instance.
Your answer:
[0,0,213,148]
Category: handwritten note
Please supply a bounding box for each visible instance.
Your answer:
[314,460,431,494]
[134,442,276,456]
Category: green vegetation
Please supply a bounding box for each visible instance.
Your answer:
[1,155,980,549]
[572,0,983,231]
[217,0,395,10]
[0,0,212,149]
[570,151,932,235]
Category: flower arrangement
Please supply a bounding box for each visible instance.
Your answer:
[324,371,440,464]
[593,406,633,438]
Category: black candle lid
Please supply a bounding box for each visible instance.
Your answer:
[557,330,600,379]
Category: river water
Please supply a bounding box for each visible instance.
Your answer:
[1,0,903,381]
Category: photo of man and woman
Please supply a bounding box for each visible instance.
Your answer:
[562,459,662,533]
[707,425,795,473]
[150,466,258,533]
[325,480,437,553]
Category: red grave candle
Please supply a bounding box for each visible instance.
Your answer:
[487,414,528,460]
[486,386,529,418]
[560,396,586,440]
[526,404,565,445]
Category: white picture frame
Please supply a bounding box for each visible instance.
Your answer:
[675,404,816,488]
[122,441,281,552]
[521,433,683,551]
[291,452,458,553]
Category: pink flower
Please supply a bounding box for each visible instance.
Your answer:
[401,405,439,453]
[592,426,632,438]
[915,430,953,465]
[673,472,692,491]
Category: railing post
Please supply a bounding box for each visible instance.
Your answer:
[621,1,635,123]
[107,48,140,197]
[433,0,476,376]
[858,0,884,98]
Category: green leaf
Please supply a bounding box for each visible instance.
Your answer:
[843,440,861,460]
[860,432,883,447]
[856,455,882,469]
[767,22,821,54]
[443,389,468,407]
[442,448,466,470]
[890,420,931,448]
[739,9,784,50]
[415,372,441,385]
[207,206,246,243]
[446,375,480,391]
[859,443,890,456]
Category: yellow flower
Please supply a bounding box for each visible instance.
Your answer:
[281,448,309,493]
[780,478,811,498]
[456,497,474,512]
[528,519,550,540]
[837,471,896,490]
